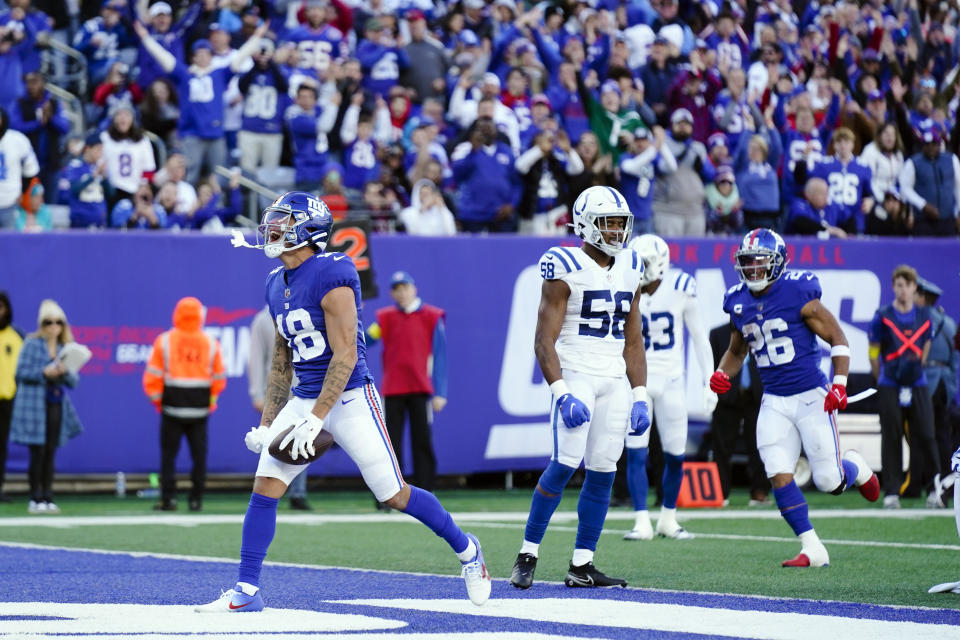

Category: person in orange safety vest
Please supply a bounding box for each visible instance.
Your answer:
[143,296,226,512]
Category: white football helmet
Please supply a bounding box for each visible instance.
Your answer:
[629,234,670,285]
[571,186,634,256]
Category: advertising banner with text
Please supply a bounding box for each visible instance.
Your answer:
[2,232,957,477]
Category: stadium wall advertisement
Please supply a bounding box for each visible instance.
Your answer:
[2,232,958,478]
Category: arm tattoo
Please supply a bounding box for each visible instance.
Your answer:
[313,358,353,417]
[260,332,293,427]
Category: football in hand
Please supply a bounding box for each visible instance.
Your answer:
[268,426,335,465]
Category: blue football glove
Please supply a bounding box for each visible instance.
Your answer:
[630,400,650,436]
[556,393,591,429]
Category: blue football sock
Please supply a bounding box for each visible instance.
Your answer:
[524,461,576,544]
[237,493,279,588]
[841,459,858,490]
[403,485,469,554]
[773,481,812,536]
[626,448,649,511]
[575,470,615,551]
[662,453,684,510]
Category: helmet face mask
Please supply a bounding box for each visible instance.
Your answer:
[255,192,333,258]
[734,229,787,291]
[572,186,633,256]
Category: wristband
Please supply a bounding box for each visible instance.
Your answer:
[830,345,851,358]
[632,386,649,403]
[832,375,847,387]
[550,379,570,397]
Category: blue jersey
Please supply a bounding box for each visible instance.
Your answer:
[343,138,381,191]
[284,25,348,73]
[723,271,828,396]
[265,252,371,398]
[810,157,873,233]
[170,64,234,138]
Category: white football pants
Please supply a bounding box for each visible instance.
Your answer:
[554,369,630,472]
[624,372,687,456]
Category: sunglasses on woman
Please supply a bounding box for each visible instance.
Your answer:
[42,319,64,326]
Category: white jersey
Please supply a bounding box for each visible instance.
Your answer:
[640,268,713,384]
[539,245,644,377]
[0,130,39,207]
[100,133,156,195]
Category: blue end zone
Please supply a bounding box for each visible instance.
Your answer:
[4,545,960,638]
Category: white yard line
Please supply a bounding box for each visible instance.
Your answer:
[0,508,950,528]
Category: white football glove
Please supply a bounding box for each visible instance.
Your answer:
[279,413,324,461]
[951,445,960,474]
[703,386,718,414]
[244,426,271,454]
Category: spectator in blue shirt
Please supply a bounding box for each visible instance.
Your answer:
[73,0,132,85]
[11,72,70,201]
[451,117,518,232]
[136,1,200,90]
[64,134,108,229]
[732,106,783,231]
[285,81,340,192]
[111,181,168,229]
[0,2,47,75]
[135,19,268,184]
[237,39,289,176]
[786,177,854,238]
[357,17,409,98]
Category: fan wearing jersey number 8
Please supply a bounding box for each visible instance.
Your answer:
[622,234,717,542]
[712,229,880,568]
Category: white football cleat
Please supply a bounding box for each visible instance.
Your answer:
[656,519,694,540]
[928,580,960,594]
[624,511,654,540]
[460,533,491,606]
[194,585,264,613]
[883,495,901,509]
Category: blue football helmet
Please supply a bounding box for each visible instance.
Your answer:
[258,191,333,258]
[571,185,633,256]
[735,228,788,291]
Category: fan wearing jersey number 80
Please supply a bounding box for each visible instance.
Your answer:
[712,228,879,570]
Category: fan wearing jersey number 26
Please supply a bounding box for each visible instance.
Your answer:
[196,192,491,611]
[712,229,880,568]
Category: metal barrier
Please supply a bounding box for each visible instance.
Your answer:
[45,82,85,138]
[37,31,88,98]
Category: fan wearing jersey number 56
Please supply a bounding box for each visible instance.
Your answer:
[510,185,649,591]
[197,191,490,613]
[712,229,879,569]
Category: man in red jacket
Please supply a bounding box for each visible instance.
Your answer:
[375,271,447,495]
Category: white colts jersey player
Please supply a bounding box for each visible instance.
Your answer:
[623,234,717,541]
[0,125,39,213]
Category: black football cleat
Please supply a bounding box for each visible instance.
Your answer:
[153,499,177,511]
[289,497,312,511]
[510,553,537,589]
[564,562,627,588]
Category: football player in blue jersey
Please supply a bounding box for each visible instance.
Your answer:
[710,229,880,568]
[510,185,650,589]
[197,192,490,612]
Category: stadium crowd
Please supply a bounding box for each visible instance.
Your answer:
[0,0,959,237]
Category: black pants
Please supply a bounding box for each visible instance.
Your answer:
[878,385,938,496]
[385,393,436,492]
[0,398,12,491]
[160,414,208,503]
[711,397,767,499]
[28,402,62,502]
[930,379,958,477]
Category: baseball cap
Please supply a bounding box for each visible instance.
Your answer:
[862,48,880,61]
[531,93,551,109]
[707,132,727,150]
[149,2,172,17]
[390,271,415,287]
[464,0,485,9]
[209,22,227,33]
[716,166,735,184]
[85,133,103,147]
[633,128,651,140]
[600,79,621,97]
[415,115,437,128]
[867,89,884,102]
[653,35,669,46]
[191,38,213,53]
[671,108,694,125]
[916,276,943,297]
[494,0,518,13]
[101,0,123,10]
[695,38,708,50]
[459,29,480,48]
[365,17,384,32]
[482,72,501,87]
[406,8,426,22]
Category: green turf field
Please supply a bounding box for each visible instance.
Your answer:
[2,488,958,611]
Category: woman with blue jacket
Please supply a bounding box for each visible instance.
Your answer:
[733,104,783,231]
[10,299,83,514]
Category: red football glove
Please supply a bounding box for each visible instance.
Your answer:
[824,384,847,412]
[709,370,732,394]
